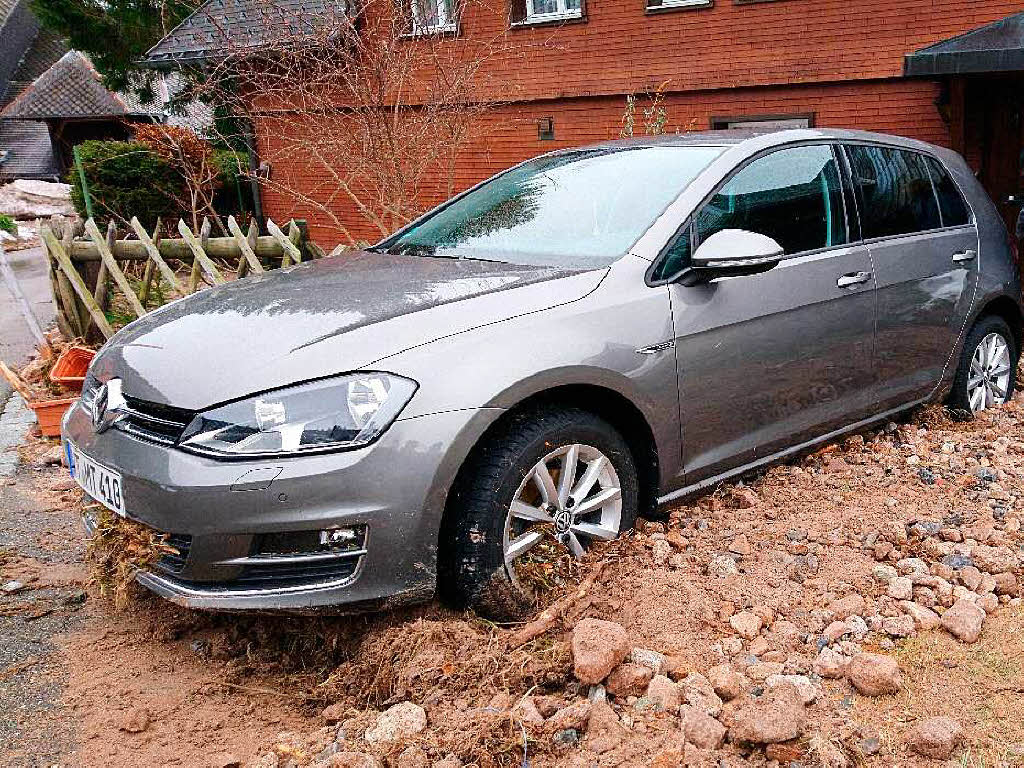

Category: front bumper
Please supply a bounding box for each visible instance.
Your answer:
[64,401,500,611]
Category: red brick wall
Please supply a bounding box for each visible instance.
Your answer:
[260,77,948,246]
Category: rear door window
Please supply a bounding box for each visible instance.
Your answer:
[924,156,971,227]
[846,145,942,238]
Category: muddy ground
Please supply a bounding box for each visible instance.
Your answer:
[2,396,1024,767]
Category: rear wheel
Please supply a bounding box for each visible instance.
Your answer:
[948,315,1017,413]
[441,406,638,621]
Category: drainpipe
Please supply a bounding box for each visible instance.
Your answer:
[243,117,264,228]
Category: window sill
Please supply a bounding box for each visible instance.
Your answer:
[401,24,459,38]
[646,0,713,13]
[511,12,586,29]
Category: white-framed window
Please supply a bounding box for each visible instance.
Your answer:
[711,115,814,131]
[647,0,712,9]
[524,0,583,23]
[411,0,456,34]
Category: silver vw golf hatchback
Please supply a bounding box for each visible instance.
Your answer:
[63,129,1022,618]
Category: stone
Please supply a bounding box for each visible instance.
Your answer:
[584,700,626,754]
[745,661,785,681]
[210,754,241,768]
[899,602,941,630]
[679,705,726,750]
[824,620,849,642]
[432,759,462,768]
[768,619,801,651]
[364,702,427,744]
[994,572,1019,596]
[395,747,429,768]
[708,554,740,578]
[872,564,898,583]
[813,647,848,679]
[960,566,983,592]
[897,557,929,575]
[829,593,865,619]
[652,539,673,565]
[627,647,667,674]
[905,716,965,759]
[726,683,806,744]
[120,707,152,733]
[707,664,749,701]
[680,672,723,718]
[765,674,817,704]
[729,611,763,640]
[328,754,382,768]
[729,534,752,555]
[971,545,1019,574]
[888,577,913,601]
[511,696,545,727]
[546,700,591,733]
[941,599,986,643]
[571,619,630,684]
[845,653,902,696]
[882,615,916,638]
[845,615,869,639]
[978,592,999,614]
[321,702,347,723]
[646,674,681,711]
[606,663,653,698]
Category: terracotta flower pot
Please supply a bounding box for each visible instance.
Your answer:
[28,397,77,438]
[49,346,95,390]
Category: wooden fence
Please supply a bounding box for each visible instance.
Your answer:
[40,215,318,341]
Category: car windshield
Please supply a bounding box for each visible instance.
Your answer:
[375,145,726,269]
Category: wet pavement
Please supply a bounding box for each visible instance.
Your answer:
[0,246,54,406]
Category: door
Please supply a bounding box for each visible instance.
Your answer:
[665,143,877,484]
[844,145,979,411]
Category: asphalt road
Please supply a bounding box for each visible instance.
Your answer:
[0,246,55,407]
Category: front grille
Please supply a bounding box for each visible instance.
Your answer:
[230,558,360,590]
[156,533,193,574]
[119,397,193,446]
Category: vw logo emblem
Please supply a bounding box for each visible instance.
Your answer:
[92,378,128,433]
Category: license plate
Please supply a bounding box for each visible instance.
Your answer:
[65,441,126,516]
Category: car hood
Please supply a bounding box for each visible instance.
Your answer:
[90,250,604,410]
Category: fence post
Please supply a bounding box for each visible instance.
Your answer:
[85,218,146,318]
[42,228,114,339]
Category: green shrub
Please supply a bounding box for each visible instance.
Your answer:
[68,140,185,228]
[0,214,15,235]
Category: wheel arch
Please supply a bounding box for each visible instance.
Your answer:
[976,294,1023,355]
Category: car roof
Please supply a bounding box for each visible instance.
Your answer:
[579,128,945,154]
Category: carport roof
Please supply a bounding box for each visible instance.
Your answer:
[905,12,1024,76]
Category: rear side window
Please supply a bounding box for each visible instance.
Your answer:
[693,144,848,255]
[846,145,942,238]
[924,156,971,227]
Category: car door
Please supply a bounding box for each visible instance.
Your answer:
[844,144,980,411]
[661,143,877,484]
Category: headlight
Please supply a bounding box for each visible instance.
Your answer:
[178,373,417,458]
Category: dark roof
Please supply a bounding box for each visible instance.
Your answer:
[0,119,56,179]
[905,12,1024,76]
[145,0,349,66]
[1,51,162,120]
[0,0,40,100]
[2,28,67,108]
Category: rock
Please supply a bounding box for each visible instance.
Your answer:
[552,728,579,746]
[813,647,848,679]
[994,572,1019,596]
[252,754,279,768]
[627,647,667,674]
[1,580,23,593]
[824,620,848,642]
[732,487,759,508]
[708,554,740,578]
[829,593,865,619]
[431,760,462,768]
[942,599,986,643]
[680,672,723,717]
[845,615,869,639]
[571,619,630,684]
[606,663,653,698]
[765,674,817,704]
[897,557,929,575]
[364,702,427,744]
[872,564,898,583]
[679,705,726,750]
[971,545,1019,574]
[882,615,916,638]
[209,754,241,768]
[888,577,913,601]
[120,707,152,733]
[321,702,347,723]
[768,619,801,650]
[395,747,429,768]
[726,683,806,744]
[845,653,902,696]
[899,602,941,630]
[729,611,763,640]
[645,674,681,711]
[978,592,999,614]
[327,754,382,768]
[960,566,983,591]
[707,664,749,701]
[943,553,974,571]
[745,661,785,681]
[584,700,626,754]
[545,700,591,733]
[905,716,965,759]
[511,696,545,727]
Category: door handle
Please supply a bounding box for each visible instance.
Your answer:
[952,249,977,263]
[837,271,872,288]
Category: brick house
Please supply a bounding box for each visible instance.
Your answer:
[146,0,1024,246]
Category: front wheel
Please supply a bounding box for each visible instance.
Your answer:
[948,315,1018,413]
[441,406,638,621]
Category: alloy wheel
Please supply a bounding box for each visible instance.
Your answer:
[502,443,621,588]
[968,332,1013,412]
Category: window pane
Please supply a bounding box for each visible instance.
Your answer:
[565,0,582,10]
[847,146,941,239]
[381,146,724,269]
[531,0,559,14]
[925,156,970,227]
[693,145,847,256]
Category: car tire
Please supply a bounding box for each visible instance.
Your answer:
[948,315,1018,413]
[441,406,638,621]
